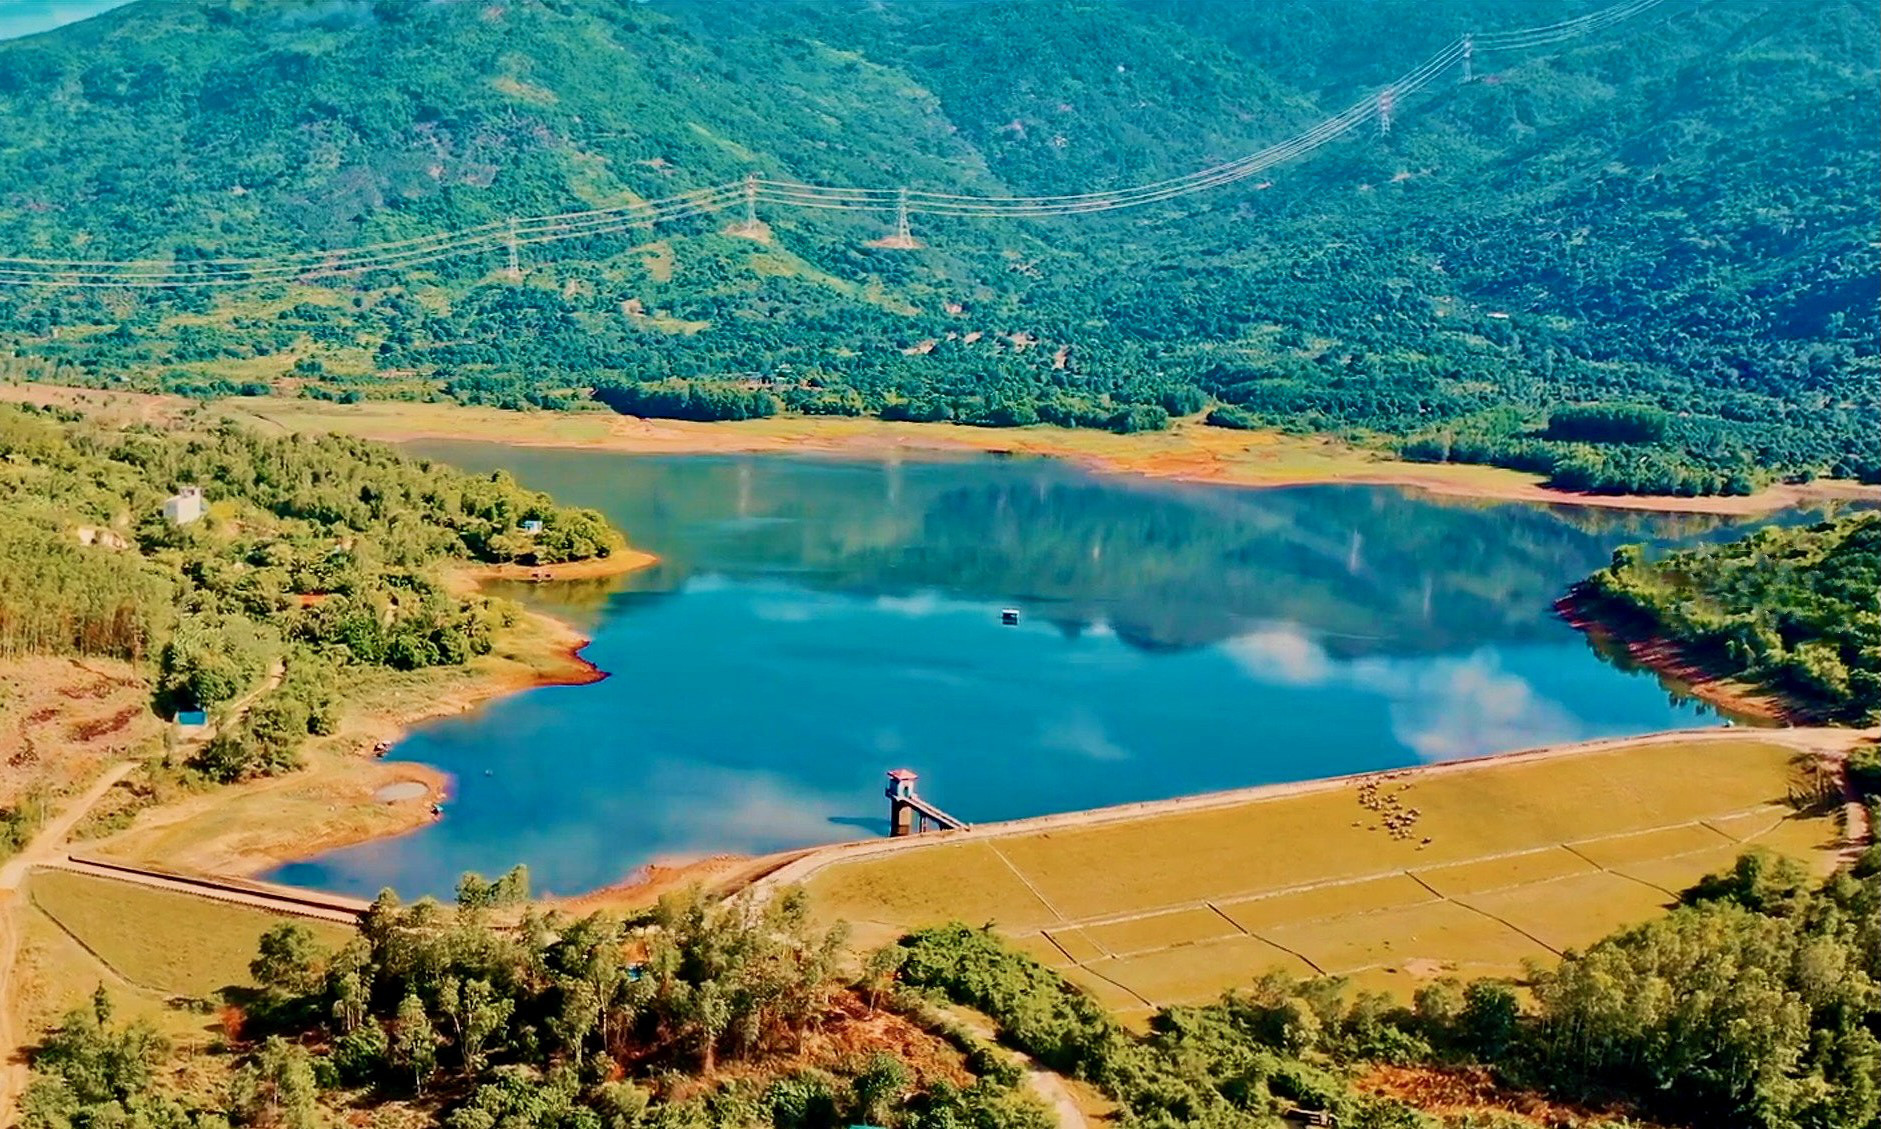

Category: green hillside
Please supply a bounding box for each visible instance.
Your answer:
[0,0,1876,494]
[0,399,617,790]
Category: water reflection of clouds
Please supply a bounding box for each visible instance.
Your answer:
[1367,657,1583,762]
[749,599,818,622]
[1038,713,1132,762]
[875,591,953,616]
[641,761,868,857]
[1223,625,1588,761]
[1221,627,1333,685]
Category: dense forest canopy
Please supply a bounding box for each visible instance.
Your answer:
[0,0,1875,495]
[1572,512,1881,723]
[0,401,617,781]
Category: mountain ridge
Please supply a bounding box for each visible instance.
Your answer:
[0,0,1875,494]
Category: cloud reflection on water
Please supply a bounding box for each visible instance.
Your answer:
[638,760,870,858]
[1224,624,1587,760]
[1038,712,1133,762]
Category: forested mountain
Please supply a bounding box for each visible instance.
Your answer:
[1,0,1877,494]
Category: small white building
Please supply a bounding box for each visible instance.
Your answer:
[162,486,206,526]
[520,519,544,534]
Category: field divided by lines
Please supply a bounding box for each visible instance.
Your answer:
[804,738,1844,1018]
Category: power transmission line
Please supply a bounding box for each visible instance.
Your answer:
[0,0,1668,289]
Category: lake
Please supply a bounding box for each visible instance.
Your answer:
[270,445,1790,898]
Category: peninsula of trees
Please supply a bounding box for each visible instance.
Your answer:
[1568,513,1881,724]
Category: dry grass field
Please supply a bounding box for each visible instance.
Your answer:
[802,737,1845,1019]
[23,869,354,1003]
[7,871,356,1109]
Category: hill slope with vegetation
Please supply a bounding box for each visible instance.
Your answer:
[1569,512,1881,723]
[0,0,1876,495]
[0,399,618,811]
[18,885,1057,1129]
[900,848,1881,1129]
[20,847,1881,1129]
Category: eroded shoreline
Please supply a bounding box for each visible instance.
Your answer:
[236,399,1881,517]
[1552,589,1808,726]
[79,549,659,881]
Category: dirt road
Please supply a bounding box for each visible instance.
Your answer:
[0,761,136,1122]
[942,1005,1096,1129]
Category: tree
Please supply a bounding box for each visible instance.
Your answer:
[440,977,515,1081]
[1458,982,1520,1061]
[251,922,324,999]
[330,970,370,1035]
[391,993,439,1095]
[232,1037,320,1129]
[861,945,903,1014]
[23,997,170,1122]
[687,980,732,1075]
[850,1053,909,1126]
[548,982,598,1070]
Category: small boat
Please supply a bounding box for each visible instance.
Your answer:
[1000,608,1020,625]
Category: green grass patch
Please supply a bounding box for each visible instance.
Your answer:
[28,869,354,997]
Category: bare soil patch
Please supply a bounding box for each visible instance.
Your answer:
[191,392,1881,517]
[1359,1063,1661,1128]
[12,386,1875,517]
[1,658,159,807]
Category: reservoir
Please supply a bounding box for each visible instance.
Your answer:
[272,445,1793,898]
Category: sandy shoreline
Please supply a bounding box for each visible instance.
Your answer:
[456,549,660,584]
[16,383,1873,903]
[7,384,1876,517]
[236,400,1881,518]
[249,553,664,871]
[73,550,660,882]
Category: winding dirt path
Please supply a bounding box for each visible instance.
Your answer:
[942,1005,1094,1129]
[0,761,136,1123]
[1,660,287,1119]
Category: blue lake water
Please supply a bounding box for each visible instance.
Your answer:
[271,445,1803,898]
